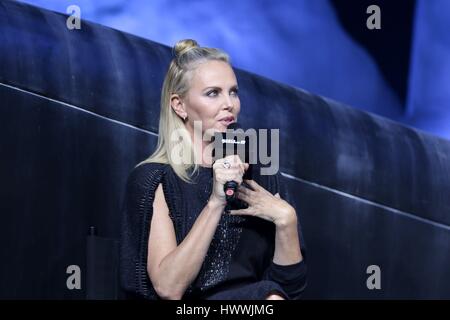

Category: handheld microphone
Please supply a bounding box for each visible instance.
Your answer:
[213,122,251,203]
[224,122,240,202]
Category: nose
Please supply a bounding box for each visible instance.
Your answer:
[223,95,235,111]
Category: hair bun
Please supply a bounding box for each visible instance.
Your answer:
[173,39,199,58]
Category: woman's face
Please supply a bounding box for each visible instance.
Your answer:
[176,60,240,139]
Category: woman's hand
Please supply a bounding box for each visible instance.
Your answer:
[229,179,297,227]
[266,293,286,300]
[209,155,249,207]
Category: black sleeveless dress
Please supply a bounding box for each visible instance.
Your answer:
[119,162,307,300]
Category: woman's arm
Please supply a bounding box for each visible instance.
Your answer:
[231,181,302,264]
[272,208,303,265]
[230,179,307,299]
[147,183,226,300]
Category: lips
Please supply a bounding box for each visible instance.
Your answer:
[219,117,235,127]
[219,116,235,123]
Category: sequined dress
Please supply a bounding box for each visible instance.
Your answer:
[119,162,307,300]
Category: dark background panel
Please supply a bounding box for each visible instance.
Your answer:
[0,0,168,133]
[0,84,157,298]
[282,175,450,299]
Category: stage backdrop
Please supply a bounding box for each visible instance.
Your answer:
[1,0,450,299]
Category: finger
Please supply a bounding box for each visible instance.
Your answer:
[216,168,240,178]
[236,190,251,202]
[229,208,254,216]
[237,185,252,194]
[232,154,243,164]
[217,167,240,175]
[217,173,242,185]
[237,188,254,200]
[213,158,226,170]
[215,156,238,171]
[275,193,281,198]
[244,179,263,191]
[238,162,249,173]
[224,154,241,165]
[234,157,245,170]
[229,160,243,171]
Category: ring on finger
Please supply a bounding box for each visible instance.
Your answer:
[223,160,231,169]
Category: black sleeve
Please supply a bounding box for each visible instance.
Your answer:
[263,260,307,299]
[119,163,167,300]
[262,170,308,300]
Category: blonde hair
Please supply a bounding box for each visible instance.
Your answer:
[136,39,231,183]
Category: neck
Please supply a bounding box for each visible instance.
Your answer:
[199,139,214,168]
[188,129,214,168]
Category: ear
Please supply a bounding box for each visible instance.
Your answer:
[170,93,187,120]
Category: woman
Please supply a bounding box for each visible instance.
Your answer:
[119,39,307,300]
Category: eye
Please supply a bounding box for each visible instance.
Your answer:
[230,88,239,97]
[206,89,218,97]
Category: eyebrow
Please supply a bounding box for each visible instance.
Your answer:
[203,85,239,92]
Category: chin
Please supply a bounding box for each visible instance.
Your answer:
[209,125,225,133]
